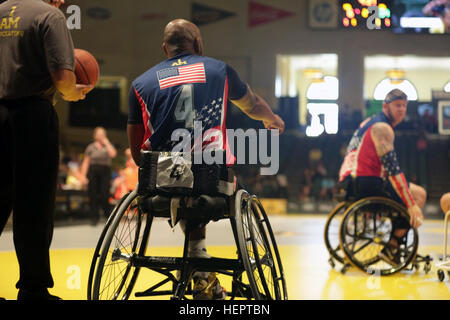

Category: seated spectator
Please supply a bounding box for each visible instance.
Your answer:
[123,148,138,192]
[65,165,82,190]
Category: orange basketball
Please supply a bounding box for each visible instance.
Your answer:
[74,48,100,86]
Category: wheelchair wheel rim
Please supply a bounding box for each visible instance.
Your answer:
[243,199,274,299]
[339,197,419,276]
[251,196,288,300]
[92,191,151,300]
[324,202,348,265]
[87,192,131,300]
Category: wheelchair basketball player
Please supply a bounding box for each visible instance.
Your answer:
[126,19,284,299]
[338,89,426,266]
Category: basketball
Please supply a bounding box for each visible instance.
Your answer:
[74,48,99,86]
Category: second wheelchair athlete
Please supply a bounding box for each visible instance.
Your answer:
[338,89,426,266]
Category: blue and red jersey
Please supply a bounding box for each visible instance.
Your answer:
[128,53,247,159]
[339,111,416,208]
[339,112,391,181]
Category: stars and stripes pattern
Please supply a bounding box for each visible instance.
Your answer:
[381,151,401,176]
[192,97,224,151]
[157,63,206,90]
[389,173,416,209]
[382,151,415,208]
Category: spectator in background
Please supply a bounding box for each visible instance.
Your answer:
[276,174,288,198]
[110,169,127,203]
[423,0,450,33]
[123,148,138,192]
[65,162,82,190]
[80,127,117,225]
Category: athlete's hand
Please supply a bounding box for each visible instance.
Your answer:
[61,84,93,102]
[408,204,424,229]
[263,114,285,134]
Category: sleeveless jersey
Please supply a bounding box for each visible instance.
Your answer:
[339,112,391,181]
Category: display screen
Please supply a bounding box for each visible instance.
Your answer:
[391,0,450,34]
[340,0,392,29]
[438,101,450,134]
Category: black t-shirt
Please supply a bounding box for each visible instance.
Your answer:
[0,0,75,101]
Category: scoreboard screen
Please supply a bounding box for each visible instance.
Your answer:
[340,0,392,29]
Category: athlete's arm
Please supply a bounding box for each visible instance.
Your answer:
[127,85,145,165]
[226,65,284,134]
[231,86,284,133]
[371,122,424,228]
[127,124,145,166]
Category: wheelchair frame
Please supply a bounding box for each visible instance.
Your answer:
[87,188,287,300]
[436,210,450,282]
[324,196,432,276]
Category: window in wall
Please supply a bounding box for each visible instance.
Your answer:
[306,76,339,100]
[444,81,450,93]
[306,103,339,137]
[373,78,418,100]
[306,76,339,137]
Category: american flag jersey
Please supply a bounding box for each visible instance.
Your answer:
[129,54,235,154]
[338,112,391,181]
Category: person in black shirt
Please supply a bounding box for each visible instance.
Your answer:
[0,0,92,300]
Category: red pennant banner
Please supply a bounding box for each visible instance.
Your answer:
[248,1,294,27]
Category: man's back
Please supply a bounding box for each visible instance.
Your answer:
[0,0,74,100]
[129,53,246,154]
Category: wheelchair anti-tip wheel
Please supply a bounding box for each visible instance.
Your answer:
[90,190,152,300]
[324,202,349,267]
[234,190,288,300]
[339,197,418,276]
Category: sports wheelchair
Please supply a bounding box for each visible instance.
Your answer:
[324,177,432,276]
[87,151,287,300]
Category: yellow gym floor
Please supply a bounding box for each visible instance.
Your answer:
[0,215,449,300]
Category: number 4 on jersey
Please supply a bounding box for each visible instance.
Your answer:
[174,84,194,129]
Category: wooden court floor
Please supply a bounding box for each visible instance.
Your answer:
[0,214,449,300]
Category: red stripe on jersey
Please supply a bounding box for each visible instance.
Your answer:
[390,174,415,208]
[355,126,383,177]
[134,88,152,150]
[222,77,228,149]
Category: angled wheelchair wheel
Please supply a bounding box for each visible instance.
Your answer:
[91,190,152,300]
[87,192,130,300]
[234,190,287,300]
[250,195,288,300]
[339,197,418,276]
[324,202,348,266]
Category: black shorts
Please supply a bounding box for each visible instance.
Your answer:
[354,176,411,230]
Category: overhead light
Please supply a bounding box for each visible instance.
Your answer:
[303,68,323,79]
[386,69,405,84]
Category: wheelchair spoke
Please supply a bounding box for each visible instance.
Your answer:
[352,239,374,255]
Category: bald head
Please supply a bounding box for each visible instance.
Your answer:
[163,19,203,57]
